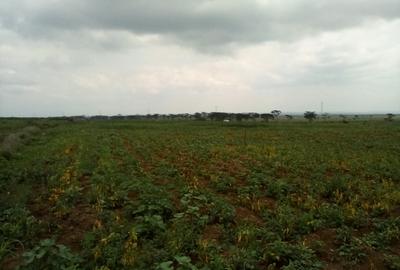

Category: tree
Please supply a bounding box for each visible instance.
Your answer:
[251,113,260,120]
[285,115,293,120]
[209,112,229,121]
[321,113,330,121]
[261,113,274,122]
[194,112,204,121]
[385,113,395,121]
[235,113,251,122]
[271,110,281,119]
[304,111,317,122]
[339,114,348,123]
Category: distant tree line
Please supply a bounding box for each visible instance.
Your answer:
[65,112,279,122]
[68,110,285,122]
[16,111,395,122]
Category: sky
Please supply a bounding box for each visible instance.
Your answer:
[0,0,399,116]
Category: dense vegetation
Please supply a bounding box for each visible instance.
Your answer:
[0,119,399,269]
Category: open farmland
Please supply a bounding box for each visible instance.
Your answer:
[1,119,400,269]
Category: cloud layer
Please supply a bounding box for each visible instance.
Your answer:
[2,0,399,50]
[0,0,399,116]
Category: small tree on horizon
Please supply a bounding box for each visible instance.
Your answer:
[304,111,317,122]
[385,113,395,121]
[339,114,349,123]
[321,113,330,121]
[261,113,274,122]
[271,110,282,119]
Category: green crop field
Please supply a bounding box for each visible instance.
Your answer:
[1,119,399,269]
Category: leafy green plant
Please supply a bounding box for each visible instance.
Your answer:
[384,254,400,270]
[264,240,323,269]
[20,239,81,270]
[336,227,367,265]
[316,203,345,227]
[228,247,260,270]
[211,175,235,192]
[0,241,11,261]
[157,255,198,270]
[0,207,39,260]
[0,208,38,242]
[266,179,292,200]
[88,227,139,269]
[363,218,400,249]
[135,214,166,238]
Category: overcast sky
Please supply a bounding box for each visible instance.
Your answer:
[0,0,399,116]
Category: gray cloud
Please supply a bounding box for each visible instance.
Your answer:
[1,0,399,51]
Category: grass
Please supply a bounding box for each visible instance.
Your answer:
[0,119,399,269]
